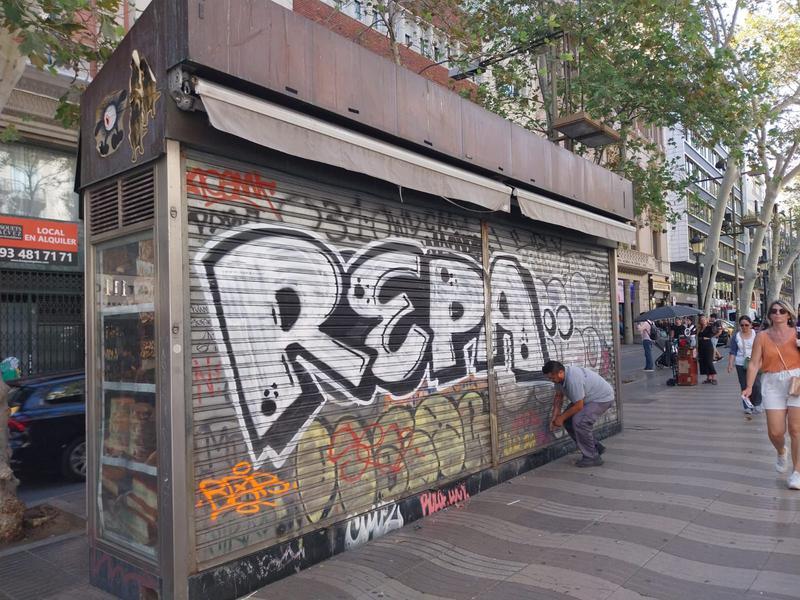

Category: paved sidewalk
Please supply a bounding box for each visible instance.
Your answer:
[255,367,800,600]
[2,366,797,600]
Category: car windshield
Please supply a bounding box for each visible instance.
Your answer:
[7,386,34,409]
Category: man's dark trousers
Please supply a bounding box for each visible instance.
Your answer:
[563,401,612,458]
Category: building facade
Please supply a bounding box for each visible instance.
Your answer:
[0,67,84,376]
[667,126,754,317]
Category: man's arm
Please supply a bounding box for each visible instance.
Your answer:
[553,399,585,428]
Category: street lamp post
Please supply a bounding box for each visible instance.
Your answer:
[690,234,705,309]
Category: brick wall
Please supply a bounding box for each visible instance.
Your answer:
[293,0,476,95]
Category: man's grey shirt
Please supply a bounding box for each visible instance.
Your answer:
[556,366,615,405]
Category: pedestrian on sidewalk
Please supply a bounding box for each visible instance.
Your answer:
[543,360,613,467]
[727,315,762,419]
[743,300,800,490]
[698,315,718,384]
[637,319,656,372]
[710,313,723,362]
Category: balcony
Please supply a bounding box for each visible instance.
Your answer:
[617,248,656,274]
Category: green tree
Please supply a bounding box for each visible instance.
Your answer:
[691,1,800,317]
[0,0,122,543]
[455,0,746,223]
[0,0,124,125]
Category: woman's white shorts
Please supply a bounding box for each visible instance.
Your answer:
[760,372,800,410]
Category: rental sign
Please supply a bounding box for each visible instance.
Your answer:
[0,215,79,266]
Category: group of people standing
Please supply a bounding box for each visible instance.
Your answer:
[636,302,800,490]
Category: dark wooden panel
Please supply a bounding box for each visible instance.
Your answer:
[284,12,313,102]
[461,100,510,174]
[395,67,429,145]
[79,3,166,187]
[310,24,339,113]
[334,36,363,120]
[189,0,230,72]
[426,80,461,156]
[355,48,398,134]
[227,0,269,90]
[582,162,612,214]
[510,124,551,189]
[549,145,579,200]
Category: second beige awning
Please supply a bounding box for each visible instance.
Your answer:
[514,188,635,244]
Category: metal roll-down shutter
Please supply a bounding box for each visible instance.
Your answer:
[487,221,618,461]
[186,152,492,566]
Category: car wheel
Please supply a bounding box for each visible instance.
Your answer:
[61,437,86,481]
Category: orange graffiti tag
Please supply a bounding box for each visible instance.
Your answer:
[196,461,296,521]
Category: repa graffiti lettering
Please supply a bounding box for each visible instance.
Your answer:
[344,502,405,549]
[195,225,549,470]
[196,461,296,521]
[419,482,470,516]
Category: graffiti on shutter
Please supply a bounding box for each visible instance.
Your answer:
[487,223,617,459]
[187,154,492,565]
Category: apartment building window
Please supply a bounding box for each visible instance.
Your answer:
[420,37,429,57]
[405,33,413,46]
[433,44,441,61]
[719,242,735,264]
[673,271,697,294]
[354,0,363,20]
[652,229,661,261]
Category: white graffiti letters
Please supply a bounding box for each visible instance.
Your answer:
[344,502,405,550]
[197,226,552,470]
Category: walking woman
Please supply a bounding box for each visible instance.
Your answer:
[697,315,718,384]
[727,316,762,418]
[743,300,800,490]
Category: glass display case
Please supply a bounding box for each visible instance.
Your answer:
[95,234,158,559]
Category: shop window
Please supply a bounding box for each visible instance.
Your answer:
[0,142,78,221]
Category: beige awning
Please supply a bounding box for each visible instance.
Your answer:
[194,78,512,212]
[514,188,635,244]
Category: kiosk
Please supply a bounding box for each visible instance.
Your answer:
[79,1,635,598]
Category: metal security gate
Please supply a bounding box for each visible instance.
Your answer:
[488,222,618,460]
[0,270,84,377]
[186,152,493,567]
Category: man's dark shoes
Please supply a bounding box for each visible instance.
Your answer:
[596,442,606,456]
[575,456,604,468]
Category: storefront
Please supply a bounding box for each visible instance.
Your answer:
[77,2,634,599]
[0,141,84,376]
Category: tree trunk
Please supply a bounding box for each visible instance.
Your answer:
[0,379,24,543]
[700,164,740,314]
[739,182,781,320]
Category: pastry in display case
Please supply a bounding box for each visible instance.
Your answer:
[96,235,159,558]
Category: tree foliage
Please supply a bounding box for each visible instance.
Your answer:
[453,0,749,221]
[0,0,124,125]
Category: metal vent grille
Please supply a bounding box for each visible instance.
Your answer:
[88,180,119,236]
[121,169,155,226]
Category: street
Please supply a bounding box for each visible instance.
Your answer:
[8,342,796,600]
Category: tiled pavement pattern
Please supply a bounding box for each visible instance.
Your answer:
[257,368,800,600]
[1,366,798,600]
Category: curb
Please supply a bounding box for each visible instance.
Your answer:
[0,528,85,559]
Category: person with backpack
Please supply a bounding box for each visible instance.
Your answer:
[636,318,657,372]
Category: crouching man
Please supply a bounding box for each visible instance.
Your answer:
[542,360,615,467]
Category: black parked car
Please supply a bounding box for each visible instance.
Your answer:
[7,370,86,481]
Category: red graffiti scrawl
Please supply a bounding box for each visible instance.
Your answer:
[187,167,282,219]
